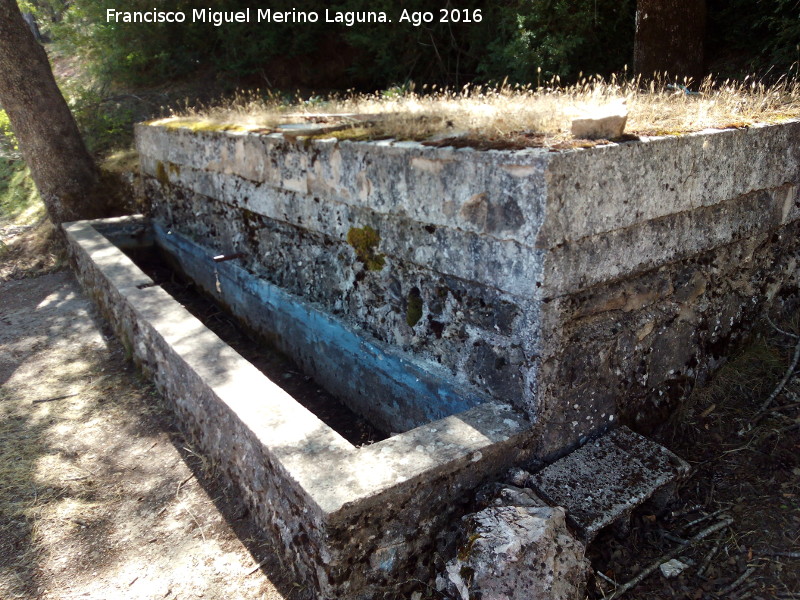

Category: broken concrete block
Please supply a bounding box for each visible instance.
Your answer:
[571,103,628,139]
[528,426,690,543]
[437,505,590,600]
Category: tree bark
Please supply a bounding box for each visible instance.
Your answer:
[634,0,707,83]
[0,0,102,225]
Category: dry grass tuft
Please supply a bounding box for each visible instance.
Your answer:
[178,73,800,145]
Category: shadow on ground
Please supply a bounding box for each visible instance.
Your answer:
[0,271,306,600]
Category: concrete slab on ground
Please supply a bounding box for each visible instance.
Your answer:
[528,426,690,543]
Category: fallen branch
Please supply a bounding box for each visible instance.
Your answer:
[596,569,618,587]
[730,581,758,599]
[680,508,727,533]
[696,537,722,578]
[783,386,800,403]
[175,473,194,497]
[717,566,757,597]
[758,337,800,414]
[762,551,800,559]
[245,558,269,576]
[766,315,799,339]
[769,400,800,413]
[607,517,734,599]
[31,375,110,405]
[669,504,704,519]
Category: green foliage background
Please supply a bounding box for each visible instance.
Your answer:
[0,111,19,160]
[44,0,799,89]
[707,0,800,77]
[51,0,640,88]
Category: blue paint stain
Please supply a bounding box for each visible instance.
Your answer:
[153,224,484,432]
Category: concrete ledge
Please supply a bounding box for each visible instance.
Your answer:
[64,217,530,598]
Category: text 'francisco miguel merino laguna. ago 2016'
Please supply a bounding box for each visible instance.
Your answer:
[105,7,484,27]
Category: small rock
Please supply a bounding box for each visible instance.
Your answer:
[505,467,531,488]
[437,505,590,600]
[571,103,628,140]
[659,558,689,578]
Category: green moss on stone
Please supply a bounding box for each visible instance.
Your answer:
[308,126,387,143]
[347,225,385,271]
[155,161,169,186]
[406,288,423,327]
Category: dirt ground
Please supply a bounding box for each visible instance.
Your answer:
[0,262,306,599]
[589,314,800,599]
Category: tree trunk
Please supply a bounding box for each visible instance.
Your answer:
[0,0,102,225]
[634,0,707,83]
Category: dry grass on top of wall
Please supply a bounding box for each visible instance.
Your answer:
[174,73,800,146]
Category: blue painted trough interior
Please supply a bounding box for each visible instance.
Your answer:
[153,222,486,434]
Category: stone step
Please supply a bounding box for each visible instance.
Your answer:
[526,426,690,543]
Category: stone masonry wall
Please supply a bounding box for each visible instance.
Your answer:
[136,120,800,455]
[138,126,547,432]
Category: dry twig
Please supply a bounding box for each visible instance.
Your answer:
[245,558,270,576]
[607,517,734,599]
[696,537,723,578]
[766,315,799,339]
[717,566,758,597]
[31,393,78,404]
[681,508,727,533]
[763,551,800,559]
[175,473,194,497]
[669,504,705,519]
[758,337,800,414]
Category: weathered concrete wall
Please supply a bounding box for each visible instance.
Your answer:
[65,217,530,599]
[536,129,800,452]
[136,119,800,454]
[154,221,484,433]
[138,127,546,433]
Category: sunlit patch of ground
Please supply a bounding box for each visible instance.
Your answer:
[0,271,302,600]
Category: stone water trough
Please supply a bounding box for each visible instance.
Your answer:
[65,118,800,598]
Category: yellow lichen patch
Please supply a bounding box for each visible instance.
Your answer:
[457,533,483,561]
[308,126,388,143]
